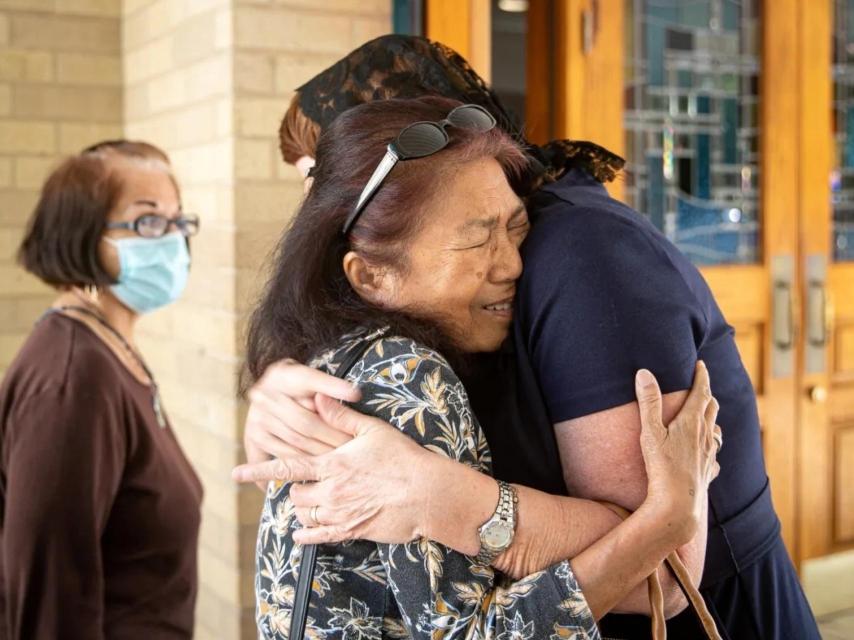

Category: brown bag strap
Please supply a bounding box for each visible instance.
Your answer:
[598,502,721,640]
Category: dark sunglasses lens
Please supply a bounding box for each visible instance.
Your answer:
[396,123,448,158]
[447,105,496,132]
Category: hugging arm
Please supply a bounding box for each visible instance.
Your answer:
[236,358,717,621]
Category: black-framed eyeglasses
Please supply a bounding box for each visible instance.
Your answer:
[106,212,200,238]
[341,104,497,236]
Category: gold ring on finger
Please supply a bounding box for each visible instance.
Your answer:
[309,505,321,526]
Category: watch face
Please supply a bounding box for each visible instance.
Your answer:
[483,521,513,549]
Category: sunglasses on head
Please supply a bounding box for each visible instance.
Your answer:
[341,104,497,236]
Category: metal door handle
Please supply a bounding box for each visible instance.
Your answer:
[773,280,794,350]
[807,280,827,347]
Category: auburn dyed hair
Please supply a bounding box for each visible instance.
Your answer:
[279,94,321,164]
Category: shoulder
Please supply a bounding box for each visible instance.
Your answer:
[332,334,488,467]
[526,188,675,274]
[351,334,462,396]
[3,313,116,395]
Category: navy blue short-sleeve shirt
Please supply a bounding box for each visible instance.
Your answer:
[465,168,819,639]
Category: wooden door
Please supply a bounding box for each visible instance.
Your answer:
[798,0,854,563]
[427,0,801,555]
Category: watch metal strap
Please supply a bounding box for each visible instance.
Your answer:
[475,480,517,566]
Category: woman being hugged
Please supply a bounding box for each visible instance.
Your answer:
[247,96,720,640]
[1,141,203,639]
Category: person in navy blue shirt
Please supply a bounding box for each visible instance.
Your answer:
[463,167,821,639]
[236,35,821,640]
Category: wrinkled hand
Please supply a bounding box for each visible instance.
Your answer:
[234,394,434,545]
[242,359,361,489]
[635,362,721,546]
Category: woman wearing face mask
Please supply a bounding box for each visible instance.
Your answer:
[0,140,203,640]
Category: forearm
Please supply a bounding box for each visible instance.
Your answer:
[418,455,638,576]
[569,504,685,619]
[418,453,703,620]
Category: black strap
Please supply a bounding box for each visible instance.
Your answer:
[288,334,378,640]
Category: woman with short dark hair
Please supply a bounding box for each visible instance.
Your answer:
[1,140,203,639]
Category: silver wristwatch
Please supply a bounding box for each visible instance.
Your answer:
[475,480,518,565]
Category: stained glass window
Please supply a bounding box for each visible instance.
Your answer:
[624,0,761,265]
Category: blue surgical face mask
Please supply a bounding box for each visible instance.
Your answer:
[105,232,190,314]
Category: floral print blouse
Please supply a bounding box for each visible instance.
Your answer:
[255,330,600,640]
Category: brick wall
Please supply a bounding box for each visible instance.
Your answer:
[0,1,390,637]
[0,0,122,371]
[123,1,391,638]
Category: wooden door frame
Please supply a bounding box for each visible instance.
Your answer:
[425,0,492,82]
[426,0,806,559]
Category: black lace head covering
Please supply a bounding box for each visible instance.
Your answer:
[295,34,625,187]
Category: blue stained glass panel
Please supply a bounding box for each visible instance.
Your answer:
[624,0,761,266]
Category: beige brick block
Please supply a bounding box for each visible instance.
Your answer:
[184,53,231,103]
[235,138,272,180]
[235,221,282,269]
[215,97,232,137]
[55,0,121,17]
[198,512,238,564]
[351,16,391,48]
[169,140,233,185]
[123,0,157,18]
[214,5,231,50]
[266,0,390,13]
[0,158,12,188]
[235,52,273,94]
[198,538,242,602]
[144,71,188,114]
[56,52,122,87]
[273,53,339,94]
[14,85,121,122]
[181,267,238,314]
[235,6,352,53]
[0,121,56,155]
[235,97,284,137]
[123,37,173,85]
[58,122,122,154]
[186,0,231,17]
[198,472,240,519]
[175,347,238,396]
[0,189,39,225]
[122,84,149,122]
[0,0,53,10]
[238,521,261,569]
[274,151,304,181]
[0,266,50,295]
[165,387,239,440]
[10,14,119,53]
[0,13,9,46]
[174,306,236,354]
[179,185,231,225]
[0,295,52,332]
[234,181,302,223]
[187,221,236,267]
[171,9,219,67]
[0,84,10,116]
[0,50,53,83]
[14,156,58,190]
[235,266,270,315]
